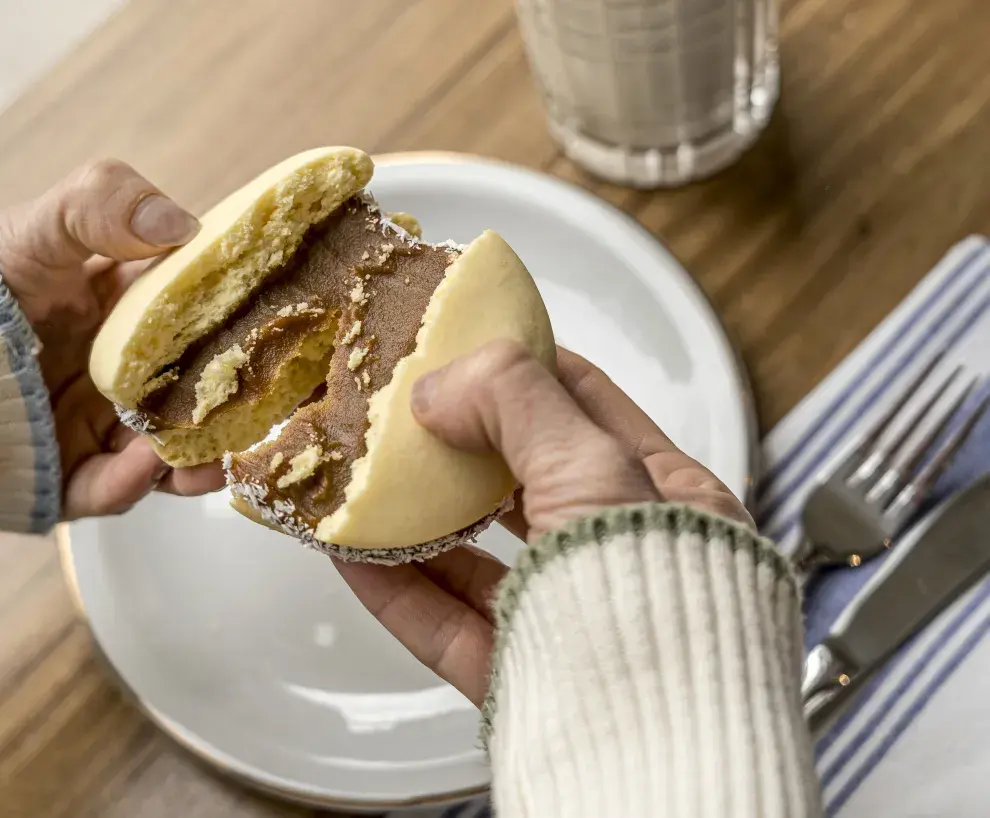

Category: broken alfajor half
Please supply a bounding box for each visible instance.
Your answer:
[89,147,555,563]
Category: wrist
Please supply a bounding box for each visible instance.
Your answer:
[483,502,798,746]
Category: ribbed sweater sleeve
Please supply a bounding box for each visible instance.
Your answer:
[485,503,822,818]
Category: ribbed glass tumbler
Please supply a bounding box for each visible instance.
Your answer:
[515,0,779,187]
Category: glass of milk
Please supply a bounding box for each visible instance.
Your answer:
[515,0,779,187]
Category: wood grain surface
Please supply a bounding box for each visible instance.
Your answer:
[1,0,989,815]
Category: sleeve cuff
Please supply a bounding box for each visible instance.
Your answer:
[0,278,61,533]
[484,503,821,818]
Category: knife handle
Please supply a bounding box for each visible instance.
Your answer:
[802,643,855,733]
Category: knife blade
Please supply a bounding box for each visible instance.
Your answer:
[802,472,990,731]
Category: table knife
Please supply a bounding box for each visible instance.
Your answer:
[802,472,990,732]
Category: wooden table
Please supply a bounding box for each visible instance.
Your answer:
[0,0,988,815]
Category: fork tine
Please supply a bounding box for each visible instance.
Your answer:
[854,365,963,486]
[899,376,978,477]
[846,350,949,485]
[866,375,977,507]
[886,387,990,524]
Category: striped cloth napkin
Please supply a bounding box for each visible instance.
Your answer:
[383,236,990,818]
[759,235,990,817]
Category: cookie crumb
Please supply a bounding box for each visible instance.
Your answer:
[348,346,369,371]
[192,345,248,424]
[340,319,363,345]
[276,302,315,318]
[276,445,323,489]
[350,280,367,305]
[376,243,395,265]
[269,452,284,473]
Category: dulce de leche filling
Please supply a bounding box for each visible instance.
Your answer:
[141,195,460,530]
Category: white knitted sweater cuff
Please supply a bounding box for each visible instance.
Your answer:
[485,504,823,818]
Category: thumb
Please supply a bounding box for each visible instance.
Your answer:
[411,340,659,537]
[2,159,200,270]
[64,437,170,520]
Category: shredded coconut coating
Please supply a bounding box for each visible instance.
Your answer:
[226,464,515,565]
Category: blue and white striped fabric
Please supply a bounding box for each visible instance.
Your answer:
[384,236,990,818]
[759,235,990,817]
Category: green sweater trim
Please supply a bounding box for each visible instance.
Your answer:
[479,502,797,751]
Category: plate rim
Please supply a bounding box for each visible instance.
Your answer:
[57,526,489,812]
[59,150,759,810]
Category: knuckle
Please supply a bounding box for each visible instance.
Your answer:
[590,434,633,464]
[461,340,536,401]
[475,339,531,376]
[431,605,487,681]
[71,158,136,201]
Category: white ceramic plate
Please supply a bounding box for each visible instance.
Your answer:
[62,154,756,812]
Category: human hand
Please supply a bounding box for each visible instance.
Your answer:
[334,341,752,705]
[0,159,225,520]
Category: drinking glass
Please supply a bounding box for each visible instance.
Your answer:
[515,0,779,187]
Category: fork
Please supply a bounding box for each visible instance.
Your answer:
[790,352,990,576]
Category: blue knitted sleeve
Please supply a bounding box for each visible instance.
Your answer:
[0,277,61,533]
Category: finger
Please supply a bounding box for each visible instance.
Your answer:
[90,258,157,315]
[156,462,226,496]
[557,347,745,514]
[333,560,494,707]
[412,340,660,536]
[556,347,677,458]
[414,340,630,476]
[661,484,755,527]
[497,487,528,541]
[89,399,120,447]
[82,255,115,277]
[106,423,138,454]
[4,159,199,270]
[64,436,169,520]
[414,546,509,623]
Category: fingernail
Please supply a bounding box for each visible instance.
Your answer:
[411,371,440,416]
[131,195,200,246]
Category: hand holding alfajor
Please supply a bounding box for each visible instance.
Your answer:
[89,148,556,563]
[0,159,225,522]
[335,344,754,706]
